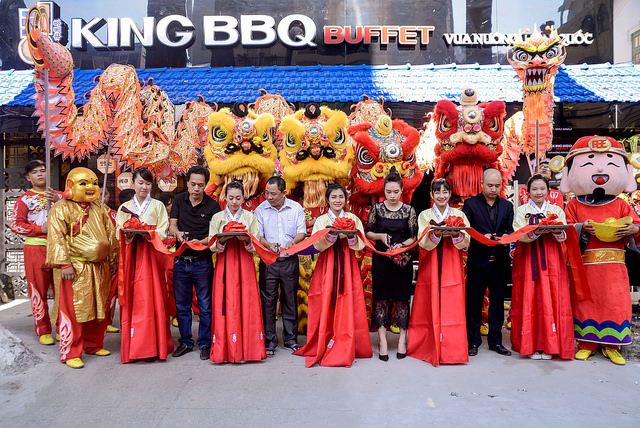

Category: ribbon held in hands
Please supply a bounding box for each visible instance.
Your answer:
[220,221,279,265]
[122,217,153,230]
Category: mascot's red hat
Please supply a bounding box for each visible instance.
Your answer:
[566,136,628,162]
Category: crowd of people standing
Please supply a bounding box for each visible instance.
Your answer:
[11,151,639,368]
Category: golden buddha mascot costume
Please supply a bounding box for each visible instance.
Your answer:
[558,136,640,365]
[46,168,119,368]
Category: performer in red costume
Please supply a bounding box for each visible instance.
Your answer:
[559,136,640,365]
[408,178,470,365]
[518,159,563,207]
[101,185,120,334]
[115,168,173,363]
[10,160,61,345]
[208,181,266,363]
[46,168,119,369]
[294,183,373,367]
[511,174,574,360]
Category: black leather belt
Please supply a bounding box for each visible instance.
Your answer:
[488,255,497,262]
[176,254,208,263]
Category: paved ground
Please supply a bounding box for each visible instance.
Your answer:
[1,299,639,428]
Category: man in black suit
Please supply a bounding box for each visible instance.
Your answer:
[462,169,514,357]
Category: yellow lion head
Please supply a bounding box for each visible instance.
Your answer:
[279,104,353,208]
[204,103,275,199]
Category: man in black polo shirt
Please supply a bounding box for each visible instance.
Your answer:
[169,165,221,360]
[462,168,514,357]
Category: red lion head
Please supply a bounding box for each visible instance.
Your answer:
[349,115,423,210]
[432,89,506,199]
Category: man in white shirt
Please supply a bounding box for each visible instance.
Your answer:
[255,176,306,356]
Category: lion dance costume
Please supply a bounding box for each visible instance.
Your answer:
[278,103,353,333]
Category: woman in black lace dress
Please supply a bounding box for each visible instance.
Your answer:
[365,172,417,361]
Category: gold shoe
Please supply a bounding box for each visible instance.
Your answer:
[106,325,119,333]
[389,324,400,334]
[172,318,179,327]
[65,358,84,369]
[39,334,54,345]
[56,333,60,341]
[506,321,512,330]
[93,348,111,356]
[480,324,489,336]
[602,348,626,365]
[575,349,594,360]
[504,302,511,310]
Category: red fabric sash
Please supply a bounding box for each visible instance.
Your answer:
[118,213,591,300]
[143,222,279,265]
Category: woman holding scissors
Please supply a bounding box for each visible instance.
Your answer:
[365,171,417,361]
[511,174,573,360]
[407,178,470,366]
[115,167,172,363]
[208,180,266,364]
[294,183,372,367]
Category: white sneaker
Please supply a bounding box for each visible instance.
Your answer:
[540,353,552,360]
[528,353,542,360]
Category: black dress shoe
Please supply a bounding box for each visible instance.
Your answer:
[468,345,479,356]
[200,346,211,360]
[489,344,512,356]
[379,354,389,362]
[396,352,406,360]
[172,343,192,358]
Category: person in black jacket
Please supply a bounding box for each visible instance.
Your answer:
[462,169,514,357]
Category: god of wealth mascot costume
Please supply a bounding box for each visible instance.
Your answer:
[204,103,276,211]
[555,136,640,365]
[46,168,119,369]
[279,103,353,333]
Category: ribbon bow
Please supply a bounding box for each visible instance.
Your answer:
[330,217,356,231]
[122,217,154,231]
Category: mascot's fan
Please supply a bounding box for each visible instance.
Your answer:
[553,136,640,365]
[45,168,119,369]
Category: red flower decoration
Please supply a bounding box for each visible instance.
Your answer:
[123,217,154,230]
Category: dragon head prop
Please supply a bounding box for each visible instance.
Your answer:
[278,104,352,208]
[204,103,275,201]
[432,89,506,199]
[348,113,422,206]
[508,28,566,96]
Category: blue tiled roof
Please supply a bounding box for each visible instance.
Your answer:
[1,63,639,107]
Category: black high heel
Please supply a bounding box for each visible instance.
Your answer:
[396,352,406,360]
[378,344,389,362]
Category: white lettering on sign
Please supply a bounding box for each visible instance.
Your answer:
[156,15,195,48]
[240,15,277,46]
[442,30,594,46]
[203,16,239,46]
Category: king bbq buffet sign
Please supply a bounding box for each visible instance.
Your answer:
[17,1,596,66]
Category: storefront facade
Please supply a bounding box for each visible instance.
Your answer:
[0,0,638,300]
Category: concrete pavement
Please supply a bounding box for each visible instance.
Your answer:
[1,299,639,428]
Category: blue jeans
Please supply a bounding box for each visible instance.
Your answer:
[173,256,213,349]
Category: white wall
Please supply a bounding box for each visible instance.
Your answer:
[614,0,640,63]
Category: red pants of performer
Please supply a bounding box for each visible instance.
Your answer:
[57,277,108,363]
[577,341,620,351]
[24,245,54,336]
[108,272,118,325]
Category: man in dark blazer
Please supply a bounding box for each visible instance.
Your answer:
[462,168,514,357]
